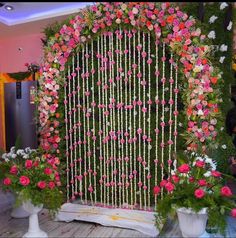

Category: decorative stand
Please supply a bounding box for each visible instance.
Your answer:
[22,201,48,238]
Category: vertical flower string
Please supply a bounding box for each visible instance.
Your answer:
[154,38,159,207]
[91,40,97,204]
[72,55,78,197]
[77,52,83,202]
[64,71,69,202]
[174,62,178,171]
[161,42,165,198]
[128,30,133,207]
[168,52,174,175]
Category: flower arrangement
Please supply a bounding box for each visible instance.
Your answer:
[25,62,40,73]
[1,148,63,216]
[155,152,236,235]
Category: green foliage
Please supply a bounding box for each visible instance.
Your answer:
[7,72,31,81]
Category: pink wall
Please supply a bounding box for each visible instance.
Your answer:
[0,33,43,73]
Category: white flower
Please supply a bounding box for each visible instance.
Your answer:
[23,154,29,159]
[17,149,24,156]
[221,144,227,149]
[208,31,216,39]
[220,44,228,52]
[11,154,17,159]
[204,171,211,177]
[10,146,15,153]
[219,56,225,63]
[220,127,224,131]
[227,21,233,31]
[209,15,218,24]
[220,2,228,10]
[197,109,204,116]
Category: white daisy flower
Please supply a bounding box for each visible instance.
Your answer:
[220,2,228,10]
[209,15,218,24]
[220,44,228,52]
[219,56,225,63]
[208,31,216,39]
[227,21,233,31]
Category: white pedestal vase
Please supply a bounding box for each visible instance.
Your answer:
[22,200,48,238]
[176,207,208,238]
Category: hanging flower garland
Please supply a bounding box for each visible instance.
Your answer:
[38,2,223,181]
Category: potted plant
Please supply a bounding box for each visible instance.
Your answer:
[154,152,236,237]
[1,149,63,238]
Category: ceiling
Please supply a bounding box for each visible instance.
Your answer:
[0,2,93,38]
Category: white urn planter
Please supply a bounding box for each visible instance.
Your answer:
[176,207,208,238]
[22,200,48,238]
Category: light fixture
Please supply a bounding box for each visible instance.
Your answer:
[5,5,14,11]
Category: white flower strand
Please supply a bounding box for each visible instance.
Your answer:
[133,31,137,207]
[128,30,133,207]
[154,39,159,207]
[86,43,93,205]
[168,52,173,175]
[72,55,78,196]
[97,36,103,205]
[64,71,69,202]
[138,30,142,209]
[68,65,75,200]
[91,41,97,204]
[161,42,165,198]
[77,52,83,202]
[124,31,129,206]
[116,32,121,208]
[142,32,147,210]
[82,46,87,203]
[147,33,151,209]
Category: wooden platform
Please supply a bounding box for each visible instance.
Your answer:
[0,208,235,237]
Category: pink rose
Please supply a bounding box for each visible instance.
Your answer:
[220,186,233,197]
[153,186,161,195]
[160,179,168,187]
[48,181,55,189]
[211,170,221,177]
[178,164,190,173]
[165,182,175,192]
[20,176,30,186]
[231,208,236,218]
[198,179,207,186]
[3,177,11,186]
[171,175,180,183]
[10,165,18,175]
[189,176,195,183]
[44,168,52,175]
[195,160,205,168]
[194,189,205,199]
[37,181,46,189]
[25,160,33,169]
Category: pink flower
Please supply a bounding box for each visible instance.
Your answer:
[178,164,190,173]
[231,208,236,218]
[10,165,18,175]
[165,182,175,192]
[198,179,207,186]
[160,179,167,187]
[44,168,52,175]
[20,176,30,186]
[37,181,46,189]
[48,181,55,189]
[195,160,205,168]
[211,170,221,177]
[3,177,11,186]
[171,175,180,183]
[194,189,205,199]
[25,160,33,169]
[220,186,233,197]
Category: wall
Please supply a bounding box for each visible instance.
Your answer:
[0,33,43,73]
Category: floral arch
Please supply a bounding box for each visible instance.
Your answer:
[38,2,222,212]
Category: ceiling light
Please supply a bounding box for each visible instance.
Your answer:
[5,5,14,11]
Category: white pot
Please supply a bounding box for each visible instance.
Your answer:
[176,207,208,238]
[22,200,48,238]
[11,204,30,218]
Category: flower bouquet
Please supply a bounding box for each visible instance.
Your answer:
[155,152,236,236]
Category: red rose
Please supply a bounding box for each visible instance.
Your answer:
[231,208,236,218]
[3,177,11,186]
[171,175,180,183]
[10,165,18,174]
[211,170,221,177]
[198,179,207,186]
[160,179,168,187]
[165,182,175,192]
[37,181,46,189]
[178,164,190,173]
[25,160,33,169]
[189,176,195,183]
[44,168,52,175]
[220,186,233,197]
[48,181,55,189]
[153,186,161,195]
[20,176,30,186]
[194,189,205,199]
[33,160,39,167]
[195,160,205,168]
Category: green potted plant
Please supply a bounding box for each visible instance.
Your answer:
[155,152,236,237]
[1,149,63,238]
